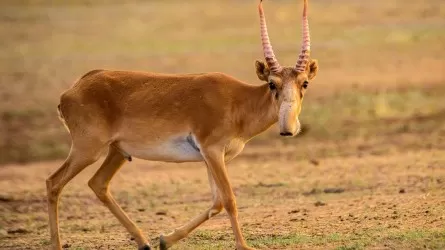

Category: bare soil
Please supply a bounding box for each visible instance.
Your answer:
[1,132,444,249]
[1,0,445,249]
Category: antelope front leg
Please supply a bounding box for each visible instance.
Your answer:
[203,147,256,250]
[158,168,223,249]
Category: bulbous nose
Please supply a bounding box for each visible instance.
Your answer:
[279,119,301,137]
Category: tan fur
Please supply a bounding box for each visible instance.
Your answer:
[255,59,318,136]
[58,70,279,146]
[46,3,319,249]
[47,68,289,250]
[48,65,318,250]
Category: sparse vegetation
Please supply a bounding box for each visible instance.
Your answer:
[0,0,444,249]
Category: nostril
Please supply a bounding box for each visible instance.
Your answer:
[280,132,294,136]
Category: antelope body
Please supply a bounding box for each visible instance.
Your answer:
[46,1,318,249]
[59,70,276,163]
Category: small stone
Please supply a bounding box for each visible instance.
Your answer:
[314,201,326,207]
[7,228,30,234]
[62,243,71,248]
[0,195,14,202]
[156,211,167,216]
[399,188,406,194]
[323,188,345,194]
[288,209,300,214]
[309,159,320,166]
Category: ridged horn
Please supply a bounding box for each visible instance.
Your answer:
[258,0,282,73]
[295,0,311,72]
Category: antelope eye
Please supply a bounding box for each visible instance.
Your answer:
[268,81,276,90]
[302,81,309,89]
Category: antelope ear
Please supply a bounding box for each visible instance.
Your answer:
[307,59,319,80]
[255,60,270,82]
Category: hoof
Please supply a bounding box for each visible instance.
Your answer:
[159,235,168,250]
[138,245,151,250]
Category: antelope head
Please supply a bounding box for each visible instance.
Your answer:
[255,0,319,137]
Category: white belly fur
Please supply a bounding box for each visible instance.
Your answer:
[118,135,203,163]
[118,135,245,163]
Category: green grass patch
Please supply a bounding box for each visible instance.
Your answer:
[172,228,445,250]
[380,229,445,249]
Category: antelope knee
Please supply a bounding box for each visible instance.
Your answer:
[46,179,61,203]
[88,179,108,201]
[208,203,223,219]
[222,197,237,215]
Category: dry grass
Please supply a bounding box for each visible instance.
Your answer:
[1,0,445,249]
[1,0,445,163]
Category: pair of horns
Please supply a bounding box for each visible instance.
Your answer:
[259,0,311,73]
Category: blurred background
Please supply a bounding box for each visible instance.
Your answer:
[0,0,444,164]
[1,0,445,249]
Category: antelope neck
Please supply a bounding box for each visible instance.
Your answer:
[237,84,278,141]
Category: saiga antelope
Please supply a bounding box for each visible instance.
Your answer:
[46,0,318,249]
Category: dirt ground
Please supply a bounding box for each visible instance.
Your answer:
[1,0,445,249]
[1,130,445,249]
